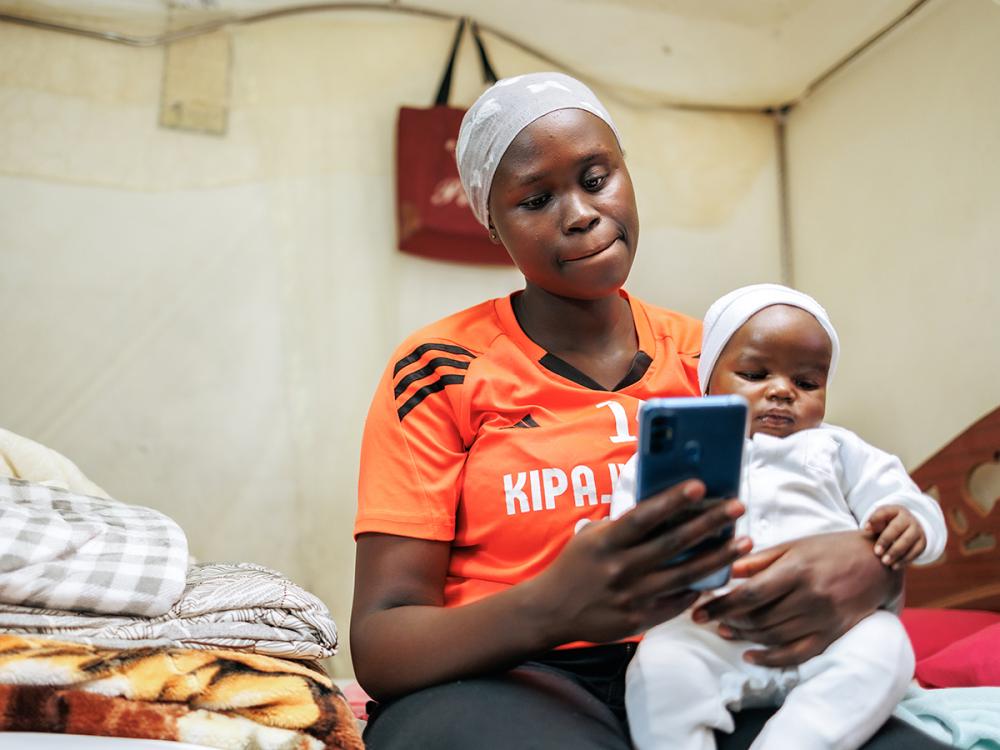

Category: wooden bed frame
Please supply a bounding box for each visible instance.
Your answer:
[905,406,1000,611]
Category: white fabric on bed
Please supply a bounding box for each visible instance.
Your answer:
[0,428,109,499]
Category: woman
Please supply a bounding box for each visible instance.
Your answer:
[352,73,944,749]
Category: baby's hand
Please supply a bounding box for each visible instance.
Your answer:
[863,505,926,570]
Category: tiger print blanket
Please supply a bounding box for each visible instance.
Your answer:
[0,634,363,749]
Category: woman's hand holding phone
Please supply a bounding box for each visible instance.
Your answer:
[526,478,751,647]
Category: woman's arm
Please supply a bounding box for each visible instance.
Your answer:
[692,530,901,667]
[351,479,750,700]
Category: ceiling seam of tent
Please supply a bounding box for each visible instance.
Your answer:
[0,2,777,115]
[783,0,935,110]
[0,0,937,114]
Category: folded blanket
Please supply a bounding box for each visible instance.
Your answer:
[0,561,338,660]
[0,477,188,617]
[894,685,1000,749]
[0,634,363,750]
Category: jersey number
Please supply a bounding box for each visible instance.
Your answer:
[596,400,637,444]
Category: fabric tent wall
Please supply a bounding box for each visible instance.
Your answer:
[0,14,779,677]
[787,0,1000,470]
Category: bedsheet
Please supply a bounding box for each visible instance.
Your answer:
[895,685,1000,749]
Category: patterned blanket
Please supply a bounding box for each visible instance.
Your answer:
[0,561,339,660]
[0,634,363,749]
[0,477,188,617]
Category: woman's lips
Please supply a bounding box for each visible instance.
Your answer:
[561,236,621,263]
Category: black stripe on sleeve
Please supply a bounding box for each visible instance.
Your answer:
[393,357,471,399]
[393,343,475,376]
[396,374,465,421]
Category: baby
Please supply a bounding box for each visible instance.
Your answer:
[612,284,946,750]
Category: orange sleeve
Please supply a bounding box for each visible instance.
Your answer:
[354,348,469,542]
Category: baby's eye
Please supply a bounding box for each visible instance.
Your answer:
[520,194,551,210]
[737,371,766,381]
[795,379,819,390]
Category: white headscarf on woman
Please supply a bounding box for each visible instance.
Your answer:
[698,283,841,395]
[456,72,621,229]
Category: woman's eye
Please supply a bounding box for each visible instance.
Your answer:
[520,194,550,210]
[583,174,607,191]
[737,371,765,381]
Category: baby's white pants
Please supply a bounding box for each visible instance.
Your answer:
[626,610,914,750]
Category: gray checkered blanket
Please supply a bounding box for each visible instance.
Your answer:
[0,561,338,660]
[0,477,188,617]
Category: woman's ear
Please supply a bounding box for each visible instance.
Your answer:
[487,218,500,245]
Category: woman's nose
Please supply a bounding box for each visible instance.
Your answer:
[562,191,600,233]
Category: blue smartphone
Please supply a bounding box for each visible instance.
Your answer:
[636,395,748,590]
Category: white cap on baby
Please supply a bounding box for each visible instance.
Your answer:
[698,283,840,395]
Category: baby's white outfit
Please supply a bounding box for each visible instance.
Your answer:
[611,424,946,750]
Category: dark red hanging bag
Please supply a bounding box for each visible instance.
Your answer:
[395,19,511,265]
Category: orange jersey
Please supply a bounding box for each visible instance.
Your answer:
[355,291,701,612]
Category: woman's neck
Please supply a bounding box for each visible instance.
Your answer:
[513,285,637,360]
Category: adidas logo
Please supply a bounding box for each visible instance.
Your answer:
[502,413,540,429]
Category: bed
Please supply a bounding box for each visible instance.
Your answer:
[904,405,1000,612]
[898,405,1000,690]
[1,408,996,747]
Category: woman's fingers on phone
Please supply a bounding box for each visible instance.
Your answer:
[623,501,746,579]
[605,480,706,548]
[643,495,743,557]
[632,535,750,604]
[676,498,744,550]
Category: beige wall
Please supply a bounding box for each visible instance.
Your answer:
[786,0,1000,470]
[0,14,779,676]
